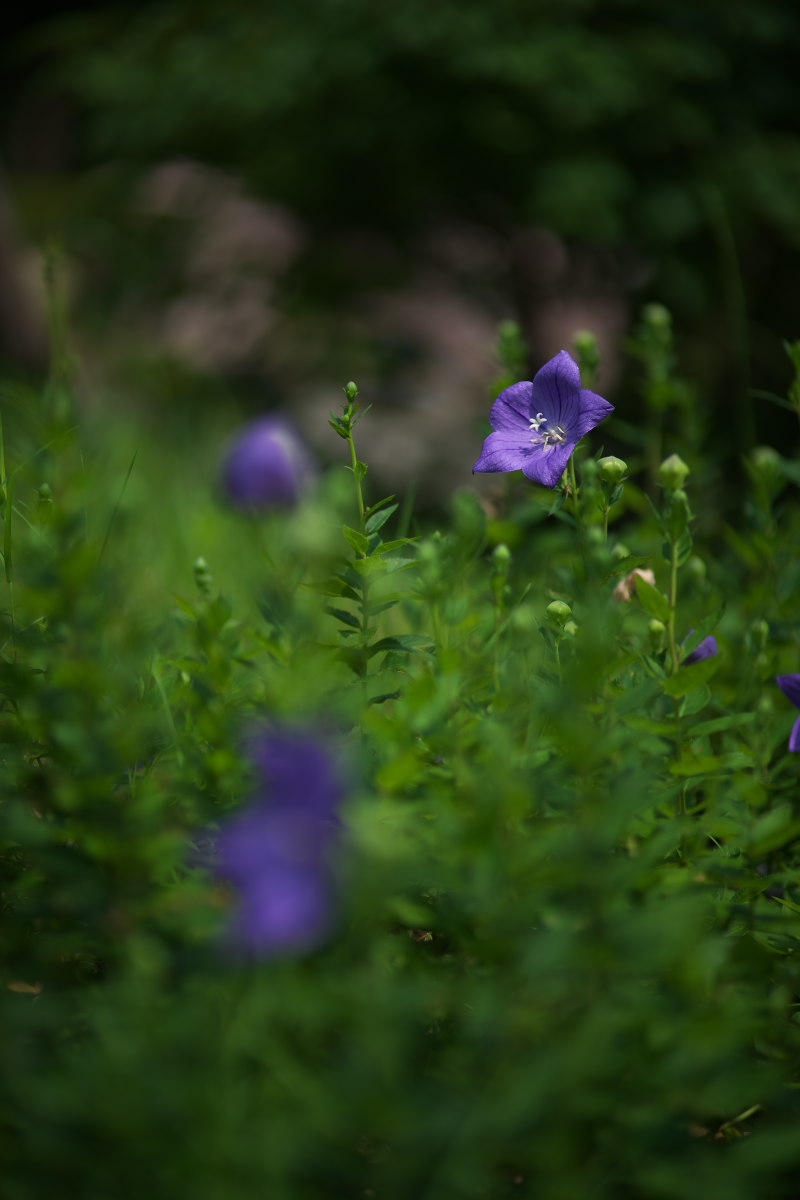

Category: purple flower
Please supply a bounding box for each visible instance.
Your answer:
[473,351,614,488]
[682,635,718,666]
[222,417,312,510]
[215,728,345,957]
[776,675,800,752]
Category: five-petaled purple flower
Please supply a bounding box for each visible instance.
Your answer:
[473,350,614,488]
[776,675,800,752]
[215,728,345,957]
[222,417,313,510]
[682,635,718,666]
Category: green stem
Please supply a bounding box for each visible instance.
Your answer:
[667,538,679,673]
[347,433,365,535]
[568,456,579,524]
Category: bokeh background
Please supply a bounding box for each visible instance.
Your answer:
[2,0,800,506]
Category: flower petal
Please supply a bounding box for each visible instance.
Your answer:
[573,389,615,439]
[777,674,800,710]
[521,441,575,488]
[229,864,333,956]
[531,351,582,429]
[682,635,718,666]
[489,381,534,432]
[473,430,532,474]
[790,714,800,753]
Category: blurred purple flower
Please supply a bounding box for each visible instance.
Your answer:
[682,635,718,666]
[215,728,345,957]
[473,350,614,488]
[222,417,313,510]
[776,675,800,752]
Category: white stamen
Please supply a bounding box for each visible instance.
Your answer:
[529,413,568,448]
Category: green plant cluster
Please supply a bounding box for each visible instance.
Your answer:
[4,314,800,1198]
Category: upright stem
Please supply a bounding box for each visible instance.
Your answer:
[345,429,371,682]
[568,457,579,524]
[667,539,679,673]
[347,433,366,535]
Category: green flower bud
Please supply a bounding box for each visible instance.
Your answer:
[545,600,572,627]
[597,456,628,486]
[344,381,359,401]
[193,556,213,596]
[491,542,512,566]
[611,542,630,561]
[642,302,671,330]
[746,618,770,655]
[573,329,599,359]
[572,329,600,381]
[685,555,706,585]
[511,603,538,632]
[658,454,690,490]
[563,620,578,638]
[747,445,785,495]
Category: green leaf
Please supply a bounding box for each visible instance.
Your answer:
[342,525,370,556]
[369,634,434,657]
[670,754,724,777]
[365,503,398,535]
[305,577,360,601]
[635,577,671,623]
[680,685,710,717]
[325,606,361,629]
[354,460,368,481]
[365,494,397,518]
[682,607,724,657]
[689,712,756,738]
[662,656,720,698]
[371,538,417,556]
[674,528,694,566]
[749,807,800,857]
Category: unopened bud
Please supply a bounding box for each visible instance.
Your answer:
[491,543,512,567]
[685,555,706,586]
[642,302,671,330]
[658,454,690,490]
[545,600,572,627]
[344,381,359,402]
[193,556,213,596]
[748,445,785,495]
[597,456,628,486]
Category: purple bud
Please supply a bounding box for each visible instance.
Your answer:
[681,634,718,666]
[222,417,312,510]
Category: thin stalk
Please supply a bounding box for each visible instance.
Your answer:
[667,539,680,673]
[345,428,371,686]
[347,433,366,535]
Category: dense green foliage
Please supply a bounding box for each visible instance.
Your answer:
[4,312,800,1197]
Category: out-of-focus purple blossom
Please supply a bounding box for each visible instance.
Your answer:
[215,728,345,958]
[222,417,313,510]
[776,675,800,752]
[681,634,718,666]
[472,350,614,489]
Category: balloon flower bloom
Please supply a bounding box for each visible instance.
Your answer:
[473,350,614,488]
[776,676,800,752]
[222,417,313,510]
[215,729,345,957]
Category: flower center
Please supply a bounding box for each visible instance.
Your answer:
[529,413,568,448]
